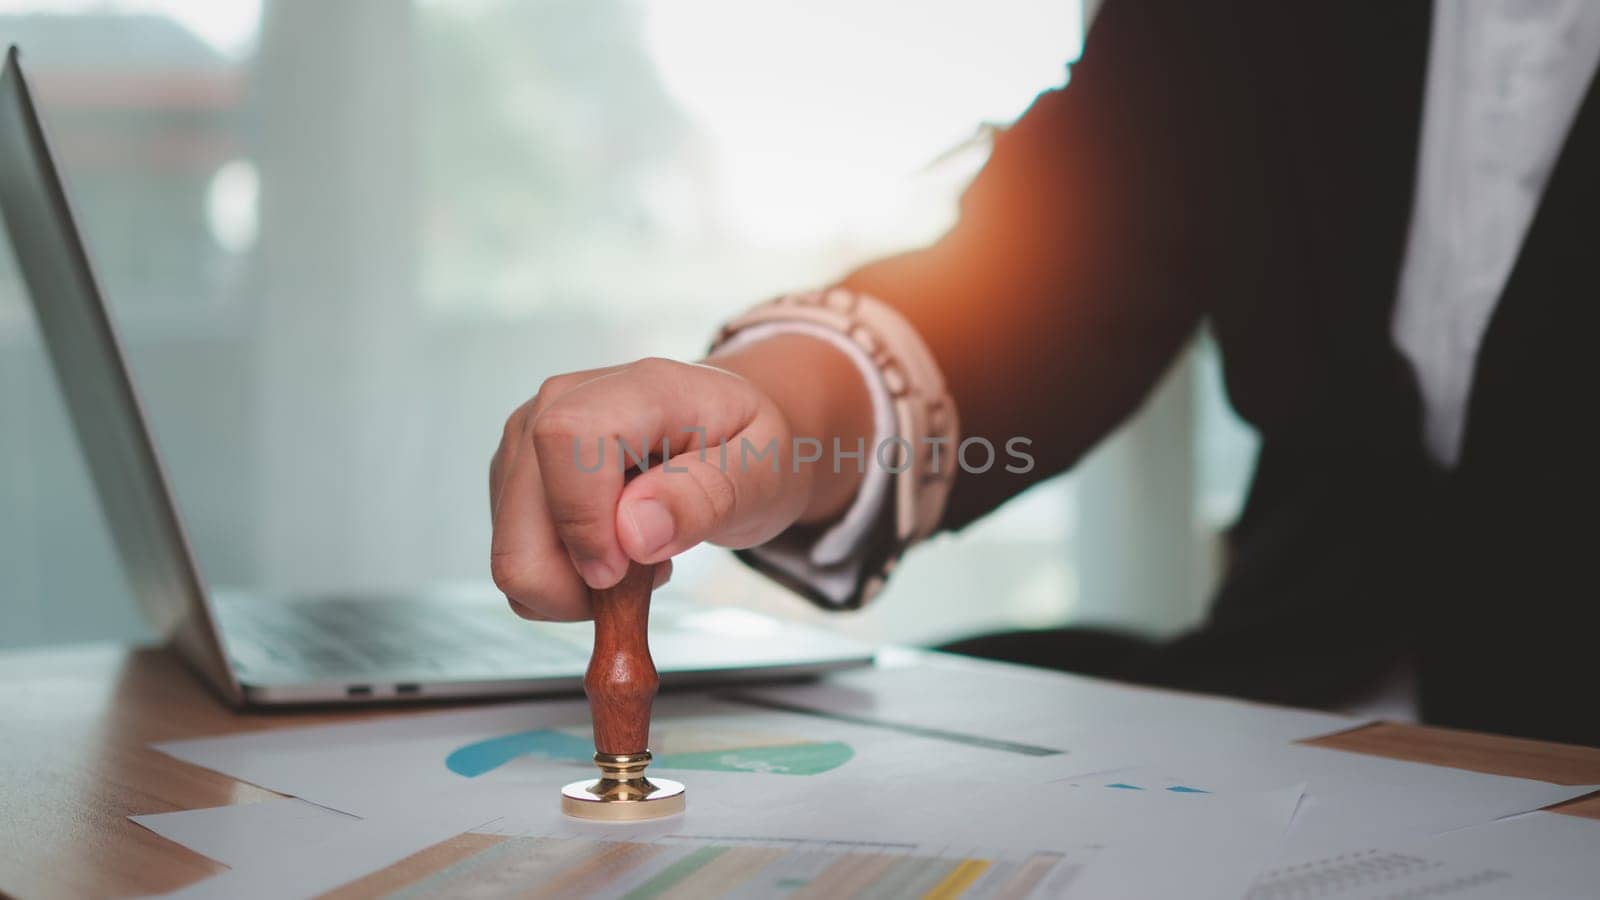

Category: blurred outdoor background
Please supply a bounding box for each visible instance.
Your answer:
[0,0,1258,650]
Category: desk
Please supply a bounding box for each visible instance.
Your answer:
[3,644,1598,899]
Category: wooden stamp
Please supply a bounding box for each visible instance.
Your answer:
[560,561,685,820]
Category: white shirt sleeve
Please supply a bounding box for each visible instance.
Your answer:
[711,320,900,607]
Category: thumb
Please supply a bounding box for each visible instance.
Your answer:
[614,430,806,563]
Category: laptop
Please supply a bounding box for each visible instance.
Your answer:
[0,47,873,706]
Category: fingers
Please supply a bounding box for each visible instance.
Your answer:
[489,367,617,524]
[504,560,673,623]
[489,397,534,523]
[491,444,591,621]
[533,399,627,590]
[488,366,621,621]
[615,401,807,562]
[529,359,761,590]
[490,357,770,621]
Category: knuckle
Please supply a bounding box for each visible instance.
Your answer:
[631,356,677,379]
[497,561,590,622]
[489,551,536,599]
[531,373,577,412]
[499,407,526,448]
[529,406,585,446]
[506,596,546,621]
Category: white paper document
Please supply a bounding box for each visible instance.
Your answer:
[132,798,355,871]
[157,786,512,900]
[137,774,1304,900]
[738,652,1367,751]
[153,692,1140,819]
[138,658,1594,899]
[1075,743,1597,862]
[465,777,1307,900]
[1245,811,1600,899]
[143,681,1304,898]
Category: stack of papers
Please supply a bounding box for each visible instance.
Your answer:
[133,656,1598,898]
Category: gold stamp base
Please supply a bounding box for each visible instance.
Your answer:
[560,777,685,821]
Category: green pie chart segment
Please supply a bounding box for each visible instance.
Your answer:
[653,740,854,775]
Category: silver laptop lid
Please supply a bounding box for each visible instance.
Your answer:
[0,47,239,702]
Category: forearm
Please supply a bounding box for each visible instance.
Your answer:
[835,0,1212,531]
[706,333,873,525]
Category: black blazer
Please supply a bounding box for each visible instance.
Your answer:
[842,1,1600,746]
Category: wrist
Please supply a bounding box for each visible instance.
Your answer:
[710,288,958,609]
[705,333,871,524]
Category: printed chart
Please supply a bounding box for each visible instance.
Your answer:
[389,833,1083,900]
[446,722,855,778]
[1246,850,1509,900]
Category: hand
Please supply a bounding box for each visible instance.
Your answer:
[489,336,870,621]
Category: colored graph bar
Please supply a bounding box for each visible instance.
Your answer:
[621,845,728,899]
[924,859,992,899]
[390,835,1075,899]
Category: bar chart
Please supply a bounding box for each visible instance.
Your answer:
[390,833,1083,899]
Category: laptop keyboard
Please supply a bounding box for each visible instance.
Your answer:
[217,594,592,680]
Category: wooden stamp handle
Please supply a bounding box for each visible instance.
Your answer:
[585,561,659,756]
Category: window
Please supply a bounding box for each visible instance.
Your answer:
[1,0,1256,651]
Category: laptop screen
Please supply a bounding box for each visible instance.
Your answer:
[0,47,237,700]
